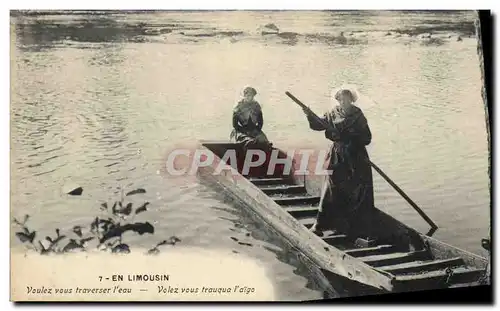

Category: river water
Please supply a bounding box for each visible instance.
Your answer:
[10,10,489,300]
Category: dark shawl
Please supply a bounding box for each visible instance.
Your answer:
[230,100,269,148]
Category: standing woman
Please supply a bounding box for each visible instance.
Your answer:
[304,88,374,236]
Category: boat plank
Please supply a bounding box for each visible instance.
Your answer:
[422,235,489,269]
[261,184,307,195]
[345,245,397,257]
[322,234,350,247]
[378,257,465,275]
[359,250,430,267]
[273,195,321,206]
[249,177,291,186]
[283,205,319,218]
[394,267,485,287]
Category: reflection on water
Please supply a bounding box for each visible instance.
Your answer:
[209,205,327,300]
[10,10,489,301]
[207,195,328,300]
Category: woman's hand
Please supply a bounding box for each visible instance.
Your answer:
[302,107,312,118]
[325,128,341,141]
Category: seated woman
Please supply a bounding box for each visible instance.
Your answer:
[230,86,271,149]
[304,88,374,237]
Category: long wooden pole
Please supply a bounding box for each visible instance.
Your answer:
[285,91,439,230]
[369,161,438,230]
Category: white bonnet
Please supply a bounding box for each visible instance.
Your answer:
[330,84,359,103]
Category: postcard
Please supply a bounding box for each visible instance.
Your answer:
[10,9,491,302]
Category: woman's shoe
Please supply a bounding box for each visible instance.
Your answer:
[309,223,324,237]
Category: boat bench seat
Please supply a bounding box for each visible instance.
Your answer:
[260,184,307,195]
[322,234,349,247]
[284,205,319,218]
[248,177,294,186]
[272,195,321,206]
[344,245,397,257]
[358,250,431,267]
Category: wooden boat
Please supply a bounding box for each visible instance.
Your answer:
[196,140,489,296]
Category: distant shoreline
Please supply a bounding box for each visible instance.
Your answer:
[10,10,477,49]
[10,9,477,15]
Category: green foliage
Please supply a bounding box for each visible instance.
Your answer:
[13,188,181,255]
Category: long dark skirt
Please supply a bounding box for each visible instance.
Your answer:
[230,129,270,148]
[315,155,375,235]
[230,129,278,177]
